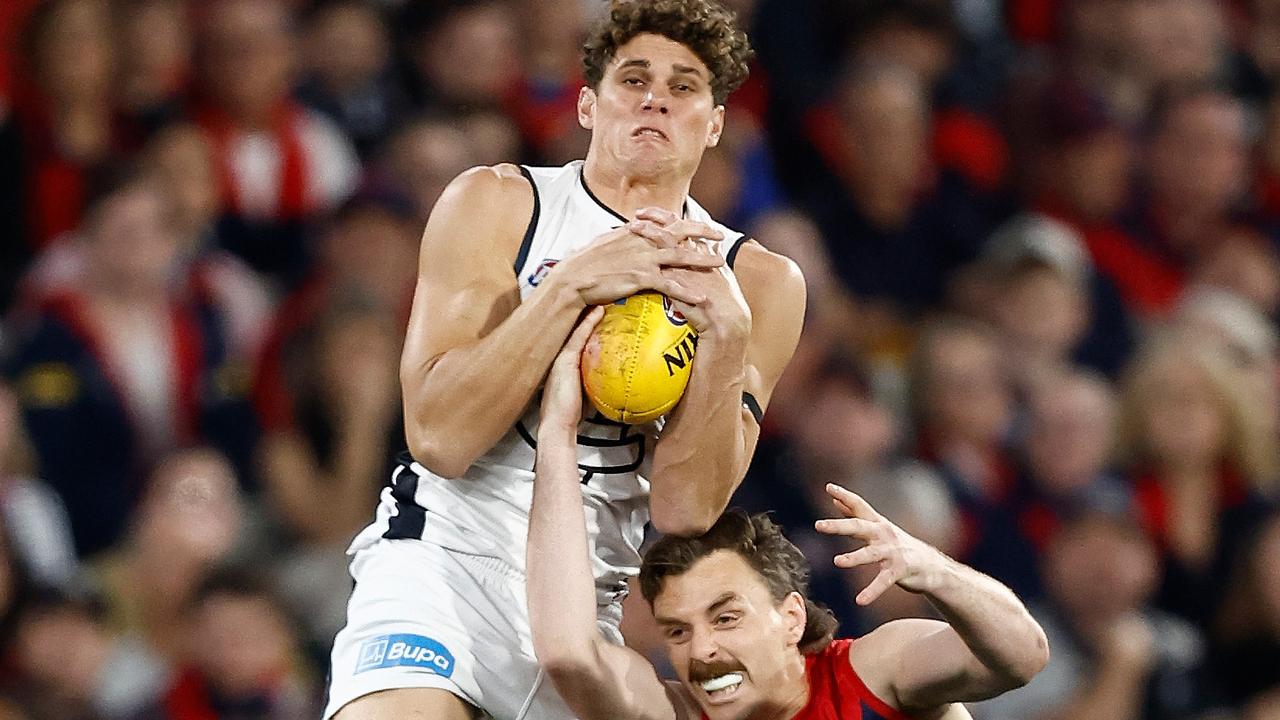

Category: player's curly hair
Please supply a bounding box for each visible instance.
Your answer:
[640,509,839,653]
[583,0,753,105]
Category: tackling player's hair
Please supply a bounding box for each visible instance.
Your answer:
[583,0,753,105]
[640,509,839,653]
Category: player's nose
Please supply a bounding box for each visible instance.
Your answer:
[689,627,719,660]
[641,89,670,114]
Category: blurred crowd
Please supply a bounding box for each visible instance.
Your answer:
[0,0,1279,718]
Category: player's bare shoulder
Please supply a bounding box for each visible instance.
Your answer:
[420,163,536,266]
[731,240,807,327]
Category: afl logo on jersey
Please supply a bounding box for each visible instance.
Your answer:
[662,295,688,326]
[528,258,559,287]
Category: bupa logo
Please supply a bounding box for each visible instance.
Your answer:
[661,295,687,326]
[355,634,456,677]
[527,258,559,287]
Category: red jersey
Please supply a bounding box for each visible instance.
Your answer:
[702,639,910,719]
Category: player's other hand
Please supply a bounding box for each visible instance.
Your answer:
[549,217,724,307]
[541,307,604,433]
[633,208,750,341]
[814,483,950,606]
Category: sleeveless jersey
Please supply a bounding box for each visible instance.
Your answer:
[348,160,747,603]
[700,639,911,720]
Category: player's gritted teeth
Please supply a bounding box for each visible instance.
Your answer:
[632,126,669,141]
[688,659,747,704]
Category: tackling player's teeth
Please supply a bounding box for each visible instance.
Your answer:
[699,673,743,693]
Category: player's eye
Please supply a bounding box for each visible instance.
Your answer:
[665,627,688,642]
[623,77,645,86]
[714,613,739,627]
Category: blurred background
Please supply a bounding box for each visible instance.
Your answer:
[0,0,1279,717]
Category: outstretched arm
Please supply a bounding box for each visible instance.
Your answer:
[816,484,1049,713]
[527,308,687,720]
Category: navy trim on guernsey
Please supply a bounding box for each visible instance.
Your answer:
[382,465,426,540]
[514,419,646,476]
[579,165,692,221]
[725,235,749,269]
[513,165,541,274]
[579,167,627,222]
[742,391,763,424]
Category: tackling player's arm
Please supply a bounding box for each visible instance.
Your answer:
[648,234,806,536]
[528,312,695,720]
[817,485,1050,717]
[401,167,721,477]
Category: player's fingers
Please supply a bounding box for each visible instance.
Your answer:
[635,206,679,225]
[653,247,725,268]
[826,483,880,520]
[564,306,604,356]
[663,219,725,243]
[814,517,876,539]
[856,568,898,606]
[833,544,885,569]
[657,278,706,305]
[627,220,679,247]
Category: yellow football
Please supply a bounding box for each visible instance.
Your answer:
[580,292,698,424]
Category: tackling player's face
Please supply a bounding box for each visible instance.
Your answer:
[579,33,725,179]
[653,551,807,720]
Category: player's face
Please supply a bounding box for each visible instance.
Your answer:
[653,551,807,720]
[579,33,725,179]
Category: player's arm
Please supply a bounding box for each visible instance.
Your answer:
[528,311,691,720]
[647,234,806,536]
[401,167,719,478]
[817,485,1050,714]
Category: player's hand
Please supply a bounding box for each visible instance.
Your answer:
[634,208,751,341]
[549,221,724,307]
[815,483,949,606]
[628,207,725,250]
[540,307,604,433]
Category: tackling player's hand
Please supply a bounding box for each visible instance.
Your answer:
[548,217,724,307]
[814,483,951,606]
[634,208,751,342]
[540,307,604,433]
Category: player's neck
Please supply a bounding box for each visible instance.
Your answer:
[581,155,691,218]
[750,654,809,720]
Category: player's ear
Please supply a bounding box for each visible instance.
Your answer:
[578,87,597,130]
[706,105,725,148]
[781,591,805,646]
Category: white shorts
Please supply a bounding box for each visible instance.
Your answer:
[323,538,624,720]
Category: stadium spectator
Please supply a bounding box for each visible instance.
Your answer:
[192,0,358,284]
[139,567,317,720]
[296,0,403,159]
[403,0,520,111]
[1118,334,1278,626]
[910,317,1018,564]
[112,0,191,150]
[13,0,118,250]
[91,449,245,663]
[1124,90,1250,310]
[139,123,274,364]
[504,0,589,162]
[805,62,992,317]
[973,506,1214,720]
[375,115,478,223]
[5,169,257,556]
[6,589,168,720]
[996,369,1126,599]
